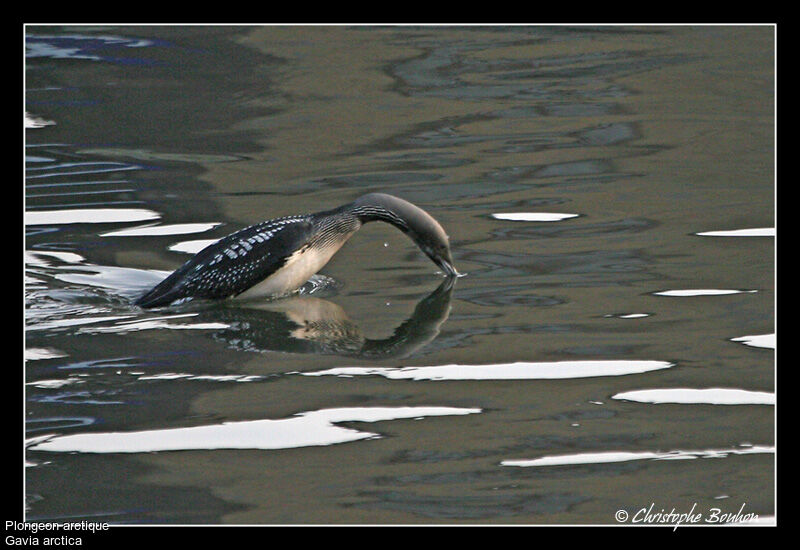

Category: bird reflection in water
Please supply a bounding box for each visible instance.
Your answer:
[201,277,456,360]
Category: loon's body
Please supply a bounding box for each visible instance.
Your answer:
[135,193,457,308]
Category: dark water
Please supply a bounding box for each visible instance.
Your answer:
[24,25,774,525]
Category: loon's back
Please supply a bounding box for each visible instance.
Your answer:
[135,215,315,308]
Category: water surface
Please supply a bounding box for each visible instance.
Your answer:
[25,25,774,524]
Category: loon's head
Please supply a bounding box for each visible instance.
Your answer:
[411,217,457,277]
[352,193,458,276]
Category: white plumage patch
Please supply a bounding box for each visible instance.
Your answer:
[234,239,346,300]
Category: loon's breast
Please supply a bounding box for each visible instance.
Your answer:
[234,235,351,300]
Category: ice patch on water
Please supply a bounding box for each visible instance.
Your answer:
[28,406,482,453]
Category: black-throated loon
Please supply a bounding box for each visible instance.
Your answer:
[135,193,457,308]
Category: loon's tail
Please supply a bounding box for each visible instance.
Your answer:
[134,276,186,308]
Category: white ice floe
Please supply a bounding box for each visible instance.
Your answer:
[491,212,579,222]
[169,239,220,254]
[730,334,775,349]
[100,222,221,237]
[612,388,774,405]
[301,360,674,381]
[653,289,757,297]
[696,228,774,237]
[28,406,482,453]
[25,208,161,226]
[501,445,774,468]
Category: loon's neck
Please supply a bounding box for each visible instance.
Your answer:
[342,193,413,233]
